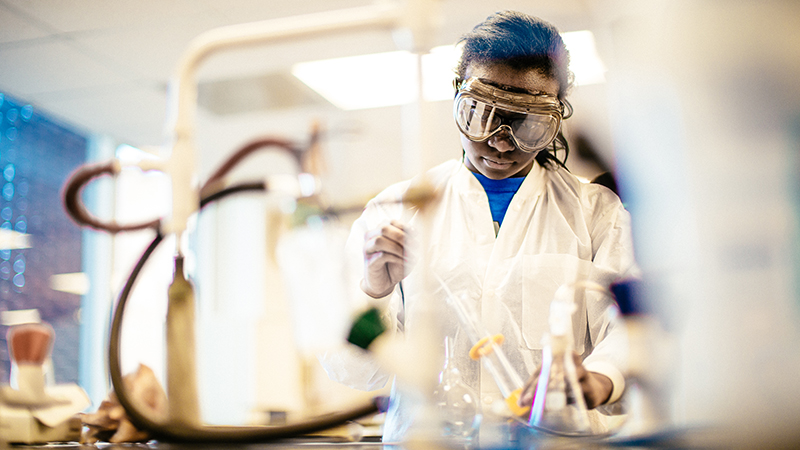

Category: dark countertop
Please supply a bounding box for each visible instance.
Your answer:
[8,423,791,450]
[0,432,715,450]
[5,441,388,450]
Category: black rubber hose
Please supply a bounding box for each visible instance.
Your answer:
[108,183,379,443]
[201,138,302,192]
[199,181,266,209]
[64,137,306,234]
[63,161,160,233]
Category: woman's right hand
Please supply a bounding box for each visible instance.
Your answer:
[361,220,408,298]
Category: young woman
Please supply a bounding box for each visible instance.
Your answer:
[321,11,637,442]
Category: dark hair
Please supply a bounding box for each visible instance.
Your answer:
[456,11,573,169]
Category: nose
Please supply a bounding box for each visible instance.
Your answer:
[487,129,516,152]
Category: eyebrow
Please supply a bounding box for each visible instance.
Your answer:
[478,78,548,96]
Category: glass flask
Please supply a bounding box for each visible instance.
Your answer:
[529,333,591,435]
[433,336,482,442]
[529,284,592,435]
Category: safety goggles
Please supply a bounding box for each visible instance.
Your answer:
[453,77,571,152]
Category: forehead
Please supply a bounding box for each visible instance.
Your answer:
[464,63,559,97]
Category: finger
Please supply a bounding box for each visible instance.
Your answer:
[384,224,405,249]
[388,219,407,231]
[519,382,537,406]
[518,368,541,406]
[366,222,406,247]
[364,234,405,260]
[365,250,405,268]
[572,352,588,381]
[571,354,597,406]
[567,353,589,406]
[364,225,405,261]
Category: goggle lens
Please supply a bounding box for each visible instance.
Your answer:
[510,112,559,147]
[455,96,560,152]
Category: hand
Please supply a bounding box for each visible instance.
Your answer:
[574,356,613,409]
[361,220,409,298]
[518,353,613,410]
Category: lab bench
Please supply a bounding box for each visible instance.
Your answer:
[5,443,386,450]
[3,427,736,450]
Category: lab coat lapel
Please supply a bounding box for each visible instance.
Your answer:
[483,163,546,273]
[452,163,496,248]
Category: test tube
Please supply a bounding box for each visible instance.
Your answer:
[434,275,529,416]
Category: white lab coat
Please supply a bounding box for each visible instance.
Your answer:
[319,159,637,441]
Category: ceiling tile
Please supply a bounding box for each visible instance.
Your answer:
[200,0,373,25]
[72,12,226,82]
[198,71,329,115]
[30,83,168,146]
[0,0,596,150]
[0,38,130,96]
[0,3,52,43]
[2,0,211,33]
[196,29,398,81]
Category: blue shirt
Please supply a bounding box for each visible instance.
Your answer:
[471,171,525,235]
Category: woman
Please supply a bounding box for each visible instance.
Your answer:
[321,11,637,442]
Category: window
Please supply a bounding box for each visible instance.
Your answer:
[0,92,86,385]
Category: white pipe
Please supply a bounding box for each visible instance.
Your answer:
[162,2,411,240]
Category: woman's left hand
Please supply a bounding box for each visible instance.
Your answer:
[518,353,613,409]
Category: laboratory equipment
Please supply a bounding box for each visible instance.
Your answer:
[59,0,443,442]
[166,255,201,428]
[3,323,61,407]
[528,282,596,436]
[434,274,530,418]
[65,136,379,442]
[0,322,89,443]
[432,336,481,443]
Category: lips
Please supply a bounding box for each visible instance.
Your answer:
[482,156,514,169]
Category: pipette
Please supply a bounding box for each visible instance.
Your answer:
[433,274,530,417]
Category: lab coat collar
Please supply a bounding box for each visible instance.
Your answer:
[454,159,547,201]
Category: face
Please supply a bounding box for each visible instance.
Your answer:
[459,63,560,179]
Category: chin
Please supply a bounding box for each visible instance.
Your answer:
[481,167,515,179]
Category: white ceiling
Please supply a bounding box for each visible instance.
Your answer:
[0,0,596,149]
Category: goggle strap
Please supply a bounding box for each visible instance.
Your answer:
[561,98,573,119]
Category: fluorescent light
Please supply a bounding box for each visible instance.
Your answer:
[291,45,459,110]
[0,309,40,326]
[561,30,607,86]
[421,45,461,101]
[0,228,31,249]
[292,31,606,110]
[292,51,417,110]
[49,272,90,295]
